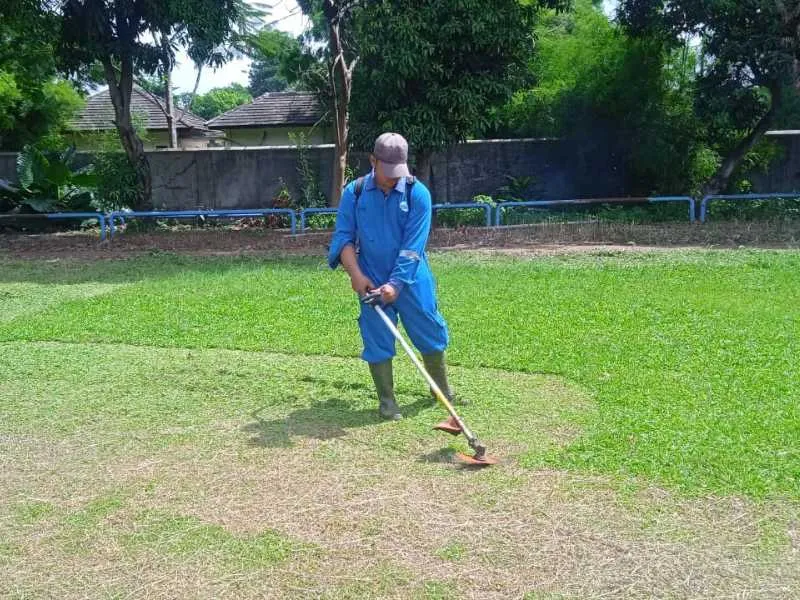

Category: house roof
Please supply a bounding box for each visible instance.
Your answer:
[68,85,208,132]
[206,92,324,128]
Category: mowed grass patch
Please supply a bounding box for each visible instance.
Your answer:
[1,250,798,499]
[1,340,797,599]
[0,340,596,599]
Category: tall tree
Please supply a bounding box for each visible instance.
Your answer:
[619,0,800,196]
[0,0,84,151]
[58,0,252,209]
[178,84,252,119]
[350,0,569,187]
[294,0,361,206]
[245,28,298,96]
[296,0,568,204]
[498,0,707,196]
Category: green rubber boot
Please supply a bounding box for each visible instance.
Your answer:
[423,351,468,405]
[368,360,402,420]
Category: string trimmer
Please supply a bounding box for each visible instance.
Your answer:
[362,290,498,466]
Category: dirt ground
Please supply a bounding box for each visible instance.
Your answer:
[1,221,799,261]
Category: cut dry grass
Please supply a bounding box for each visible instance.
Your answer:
[1,341,798,599]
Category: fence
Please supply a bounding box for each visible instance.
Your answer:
[0,212,108,240]
[107,209,296,238]
[699,193,800,223]
[5,193,800,240]
[494,197,696,226]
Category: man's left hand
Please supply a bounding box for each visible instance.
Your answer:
[377,283,399,304]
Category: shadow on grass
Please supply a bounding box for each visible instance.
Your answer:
[244,395,433,448]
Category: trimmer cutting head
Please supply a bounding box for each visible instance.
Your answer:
[455,442,499,466]
[433,419,462,436]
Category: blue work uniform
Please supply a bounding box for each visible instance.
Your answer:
[328,173,449,363]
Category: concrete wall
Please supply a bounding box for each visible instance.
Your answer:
[3,132,798,210]
[751,133,800,193]
[0,153,16,183]
[147,146,335,210]
[137,139,625,210]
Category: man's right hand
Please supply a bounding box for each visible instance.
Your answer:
[350,273,375,296]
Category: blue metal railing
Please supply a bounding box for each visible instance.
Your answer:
[0,211,108,240]
[433,202,493,228]
[300,202,494,230]
[7,192,800,241]
[494,196,696,226]
[108,208,297,238]
[699,193,800,223]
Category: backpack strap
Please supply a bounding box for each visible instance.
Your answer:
[354,176,366,202]
[353,176,365,253]
[404,176,416,210]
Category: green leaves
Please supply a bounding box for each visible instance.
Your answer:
[1,144,96,213]
[181,84,253,119]
[350,0,542,154]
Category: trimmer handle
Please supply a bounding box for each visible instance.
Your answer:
[361,289,383,306]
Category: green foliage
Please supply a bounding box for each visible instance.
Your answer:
[350,0,567,156]
[92,153,139,213]
[289,131,326,209]
[0,145,96,213]
[244,28,298,96]
[0,1,84,150]
[434,195,496,228]
[499,1,710,196]
[88,118,148,212]
[496,175,538,201]
[619,0,799,193]
[136,74,167,98]
[248,56,290,96]
[179,84,252,119]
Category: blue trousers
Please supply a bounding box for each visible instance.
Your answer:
[358,281,449,363]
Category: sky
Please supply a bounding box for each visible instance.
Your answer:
[171,0,620,95]
[171,0,306,94]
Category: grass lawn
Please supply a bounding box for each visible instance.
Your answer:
[1,248,798,598]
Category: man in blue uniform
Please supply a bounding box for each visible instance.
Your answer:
[328,132,456,421]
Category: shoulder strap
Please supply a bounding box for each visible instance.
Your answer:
[404,176,416,209]
[354,176,365,202]
[353,176,365,253]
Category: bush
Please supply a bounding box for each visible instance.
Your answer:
[434,195,495,228]
[0,145,96,214]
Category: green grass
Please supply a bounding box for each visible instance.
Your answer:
[1,250,798,500]
[122,511,303,568]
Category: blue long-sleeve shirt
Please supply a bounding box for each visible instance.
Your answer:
[328,173,432,292]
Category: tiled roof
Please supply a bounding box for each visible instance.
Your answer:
[206,92,324,128]
[68,85,208,132]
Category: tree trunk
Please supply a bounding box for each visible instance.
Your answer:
[702,83,782,199]
[103,57,152,210]
[326,18,354,207]
[414,150,433,188]
[161,32,178,149]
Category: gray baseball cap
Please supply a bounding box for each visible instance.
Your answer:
[373,132,411,178]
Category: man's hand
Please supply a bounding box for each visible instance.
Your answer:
[350,273,375,296]
[376,283,399,304]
